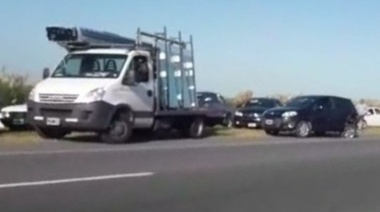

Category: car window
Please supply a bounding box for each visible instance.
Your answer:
[375,108,380,114]
[314,97,331,111]
[368,109,375,115]
[333,98,350,112]
[217,94,226,104]
[197,93,219,104]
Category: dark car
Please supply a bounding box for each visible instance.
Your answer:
[197,92,234,127]
[261,95,359,138]
[233,98,282,128]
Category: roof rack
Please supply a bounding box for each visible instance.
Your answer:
[46,26,188,52]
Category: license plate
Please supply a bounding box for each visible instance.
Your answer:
[12,118,25,125]
[265,119,274,125]
[46,117,60,126]
[248,123,257,128]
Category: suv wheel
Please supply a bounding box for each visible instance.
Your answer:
[35,127,69,139]
[295,121,311,138]
[341,124,357,139]
[223,113,233,128]
[101,111,133,144]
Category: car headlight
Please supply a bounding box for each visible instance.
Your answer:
[235,111,243,117]
[282,111,298,117]
[254,113,260,118]
[28,88,36,101]
[83,87,106,103]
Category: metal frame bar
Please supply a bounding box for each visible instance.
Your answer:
[178,31,185,109]
[138,29,186,48]
[189,35,198,107]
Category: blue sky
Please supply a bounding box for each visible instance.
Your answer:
[1,0,380,99]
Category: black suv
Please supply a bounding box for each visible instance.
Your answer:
[197,92,234,127]
[234,98,282,128]
[261,95,359,138]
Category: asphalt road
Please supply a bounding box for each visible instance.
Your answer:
[1,136,380,212]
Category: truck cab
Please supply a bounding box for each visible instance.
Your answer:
[27,26,206,143]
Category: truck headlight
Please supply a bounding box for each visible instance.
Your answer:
[1,112,10,119]
[83,88,106,103]
[282,111,298,118]
[235,111,243,117]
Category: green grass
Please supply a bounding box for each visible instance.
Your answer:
[361,127,380,136]
[0,130,40,145]
[210,127,265,139]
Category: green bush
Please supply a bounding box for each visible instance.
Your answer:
[0,70,33,108]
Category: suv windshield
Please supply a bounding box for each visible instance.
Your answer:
[285,96,318,108]
[52,54,127,78]
[197,93,219,104]
[243,99,275,108]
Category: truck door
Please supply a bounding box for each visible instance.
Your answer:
[122,55,154,128]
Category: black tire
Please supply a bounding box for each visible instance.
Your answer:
[100,111,133,144]
[181,117,205,139]
[341,124,358,139]
[265,130,279,136]
[35,127,69,139]
[294,121,311,138]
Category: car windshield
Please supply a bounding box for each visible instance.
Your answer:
[285,97,318,108]
[197,93,218,104]
[52,54,127,78]
[243,99,275,108]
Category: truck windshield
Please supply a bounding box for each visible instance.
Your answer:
[52,54,127,78]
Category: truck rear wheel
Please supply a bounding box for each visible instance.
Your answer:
[35,127,69,139]
[101,111,133,144]
[180,117,205,139]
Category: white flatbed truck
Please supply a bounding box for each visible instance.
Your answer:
[27,26,208,143]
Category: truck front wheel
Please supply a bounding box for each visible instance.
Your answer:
[101,111,133,144]
[35,127,69,139]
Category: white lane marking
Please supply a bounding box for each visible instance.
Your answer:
[0,172,154,189]
[0,137,368,157]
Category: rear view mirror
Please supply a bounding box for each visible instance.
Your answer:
[123,70,136,86]
[42,68,50,79]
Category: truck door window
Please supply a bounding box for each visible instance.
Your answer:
[134,56,149,83]
[125,56,150,83]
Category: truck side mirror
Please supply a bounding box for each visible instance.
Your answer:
[122,70,136,86]
[43,68,50,79]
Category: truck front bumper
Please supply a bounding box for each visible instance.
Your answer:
[27,101,115,131]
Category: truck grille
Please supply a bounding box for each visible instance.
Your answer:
[39,94,78,104]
